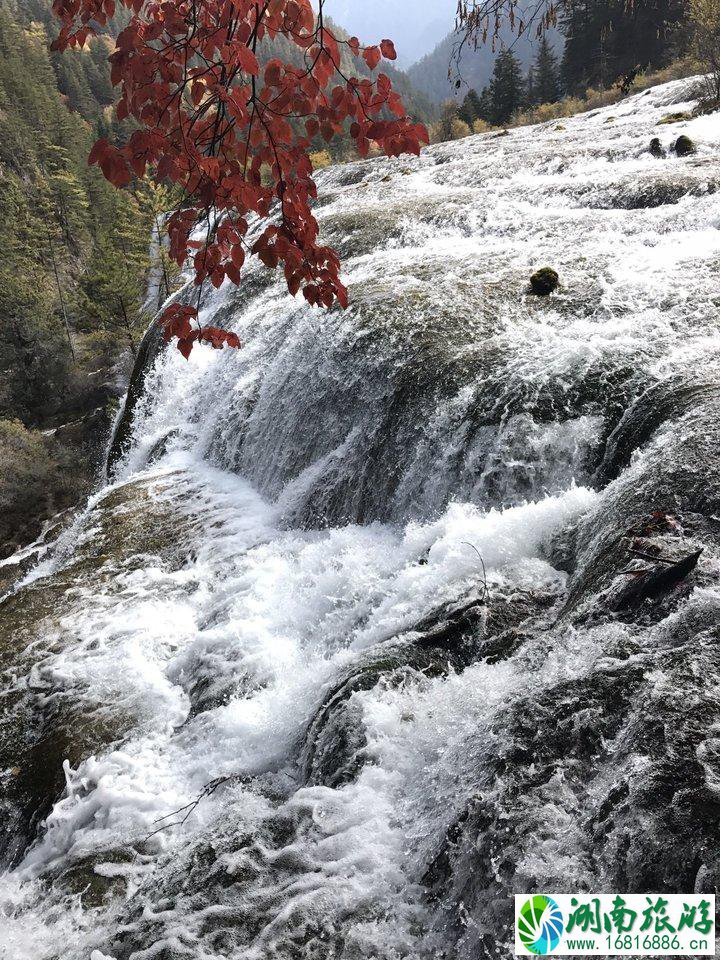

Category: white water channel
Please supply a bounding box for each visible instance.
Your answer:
[1,76,719,959]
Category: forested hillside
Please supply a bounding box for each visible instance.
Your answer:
[408,26,560,104]
[410,0,691,105]
[0,1,165,557]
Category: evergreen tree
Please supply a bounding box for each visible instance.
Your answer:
[489,49,526,125]
[533,36,560,104]
[561,0,689,94]
[526,66,537,107]
[458,88,483,126]
[44,144,90,247]
[476,86,492,122]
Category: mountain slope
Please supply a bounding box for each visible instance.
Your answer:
[408,26,563,103]
[0,2,154,555]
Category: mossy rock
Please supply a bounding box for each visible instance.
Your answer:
[658,111,693,125]
[529,267,560,297]
[0,473,201,866]
[674,134,696,157]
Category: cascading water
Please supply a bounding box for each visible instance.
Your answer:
[1,76,720,959]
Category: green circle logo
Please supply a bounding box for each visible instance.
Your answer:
[518,895,565,955]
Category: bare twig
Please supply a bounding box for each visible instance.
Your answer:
[143,775,237,843]
[461,541,489,602]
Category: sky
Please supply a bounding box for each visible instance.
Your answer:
[326,0,459,65]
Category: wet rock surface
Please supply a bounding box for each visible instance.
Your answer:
[0,475,201,868]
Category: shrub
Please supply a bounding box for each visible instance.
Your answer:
[690,0,720,104]
[309,150,333,170]
[0,420,74,556]
[429,102,472,143]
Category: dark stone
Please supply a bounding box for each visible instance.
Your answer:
[609,548,703,611]
[674,135,696,157]
[106,319,166,475]
[529,267,560,296]
[595,377,720,487]
[649,137,665,158]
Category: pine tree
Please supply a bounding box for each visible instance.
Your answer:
[477,86,492,122]
[526,66,537,107]
[489,49,526,125]
[560,0,596,94]
[561,0,689,94]
[0,172,73,419]
[458,88,483,126]
[44,144,90,247]
[533,36,560,104]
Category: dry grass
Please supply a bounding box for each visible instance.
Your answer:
[421,59,703,146]
[506,58,703,130]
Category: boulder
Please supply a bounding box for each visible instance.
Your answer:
[649,137,666,158]
[674,134,696,157]
[529,267,560,296]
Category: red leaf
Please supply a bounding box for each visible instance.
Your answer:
[51,0,415,347]
[177,338,194,360]
[363,46,381,70]
[236,45,259,75]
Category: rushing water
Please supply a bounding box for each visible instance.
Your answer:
[1,77,720,959]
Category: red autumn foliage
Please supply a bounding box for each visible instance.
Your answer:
[51,0,429,357]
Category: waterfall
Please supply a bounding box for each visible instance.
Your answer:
[1,76,720,960]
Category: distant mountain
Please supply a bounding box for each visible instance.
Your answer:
[408,26,563,104]
[327,0,457,65]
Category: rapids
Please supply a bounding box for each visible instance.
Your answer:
[1,76,720,959]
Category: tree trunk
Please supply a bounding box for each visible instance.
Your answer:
[48,237,76,360]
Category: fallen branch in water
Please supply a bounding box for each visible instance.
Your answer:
[144,775,237,843]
